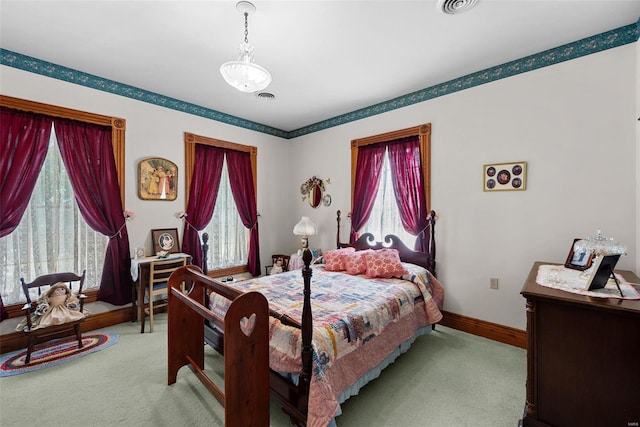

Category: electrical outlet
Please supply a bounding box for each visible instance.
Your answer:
[490,277,499,290]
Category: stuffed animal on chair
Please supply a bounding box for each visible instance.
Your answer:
[16,283,85,332]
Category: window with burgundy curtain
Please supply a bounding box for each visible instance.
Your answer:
[351,125,431,252]
[1,128,108,305]
[0,103,131,312]
[182,134,257,276]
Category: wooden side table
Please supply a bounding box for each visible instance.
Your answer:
[520,261,640,427]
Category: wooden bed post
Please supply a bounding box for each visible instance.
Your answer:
[428,210,436,277]
[298,248,314,412]
[202,232,209,275]
[336,210,342,249]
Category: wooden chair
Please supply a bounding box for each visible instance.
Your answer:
[141,258,187,333]
[265,254,290,275]
[19,271,87,364]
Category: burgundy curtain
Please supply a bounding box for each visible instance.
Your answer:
[181,145,224,269]
[350,144,386,243]
[226,149,260,276]
[387,136,429,251]
[0,108,53,238]
[53,118,132,305]
[0,108,53,320]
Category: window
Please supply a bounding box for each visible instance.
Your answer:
[0,94,126,312]
[0,127,107,304]
[184,132,257,276]
[202,157,248,269]
[350,124,431,249]
[361,148,415,247]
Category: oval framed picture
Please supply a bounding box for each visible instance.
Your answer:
[322,194,332,207]
[151,228,180,254]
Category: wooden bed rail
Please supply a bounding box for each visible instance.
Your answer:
[167,265,270,426]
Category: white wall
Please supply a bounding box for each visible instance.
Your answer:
[0,65,297,271]
[290,44,637,330]
[1,42,636,331]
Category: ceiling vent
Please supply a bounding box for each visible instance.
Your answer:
[256,92,276,100]
[438,0,479,15]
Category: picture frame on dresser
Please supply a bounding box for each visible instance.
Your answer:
[564,238,594,270]
[151,228,180,255]
[584,254,621,291]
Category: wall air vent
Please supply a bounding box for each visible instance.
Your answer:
[438,0,479,15]
[256,92,276,100]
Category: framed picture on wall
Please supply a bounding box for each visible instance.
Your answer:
[138,157,178,201]
[483,161,527,191]
[151,228,180,255]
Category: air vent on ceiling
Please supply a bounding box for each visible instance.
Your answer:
[256,92,276,100]
[438,0,479,14]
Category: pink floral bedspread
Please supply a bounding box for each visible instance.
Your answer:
[208,263,444,426]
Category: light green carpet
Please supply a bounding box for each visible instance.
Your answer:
[0,314,525,426]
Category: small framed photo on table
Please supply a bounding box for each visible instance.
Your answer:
[564,238,594,271]
[151,228,180,255]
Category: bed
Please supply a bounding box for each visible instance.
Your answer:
[168,210,442,426]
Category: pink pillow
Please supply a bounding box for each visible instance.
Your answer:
[323,247,355,271]
[344,250,372,275]
[364,249,408,279]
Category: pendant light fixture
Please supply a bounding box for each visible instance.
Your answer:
[220,1,272,93]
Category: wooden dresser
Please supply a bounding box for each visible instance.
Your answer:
[520,262,640,427]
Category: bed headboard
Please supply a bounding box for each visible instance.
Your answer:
[336,210,437,275]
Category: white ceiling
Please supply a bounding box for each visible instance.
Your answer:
[1,1,639,133]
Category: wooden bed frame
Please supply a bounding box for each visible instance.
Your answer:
[167,265,270,426]
[335,209,437,273]
[171,210,437,426]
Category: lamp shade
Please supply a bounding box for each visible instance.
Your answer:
[293,216,317,236]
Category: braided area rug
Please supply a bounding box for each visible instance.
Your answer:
[0,332,118,376]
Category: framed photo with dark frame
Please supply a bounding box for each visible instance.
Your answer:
[151,228,180,255]
[585,254,622,292]
[564,238,594,271]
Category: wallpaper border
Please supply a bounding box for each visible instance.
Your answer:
[1,22,638,139]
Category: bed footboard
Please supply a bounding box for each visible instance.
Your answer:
[167,265,270,426]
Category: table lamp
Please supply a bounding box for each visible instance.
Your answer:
[293,216,317,251]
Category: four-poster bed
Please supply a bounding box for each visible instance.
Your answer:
[167,210,442,426]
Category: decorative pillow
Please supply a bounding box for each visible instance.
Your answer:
[343,250,373,275]
[323,247,355,271]
[364,248,408,279]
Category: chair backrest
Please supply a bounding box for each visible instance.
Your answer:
[150,258,187,286]
[271,254,290,272]
[20,271,86,304]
